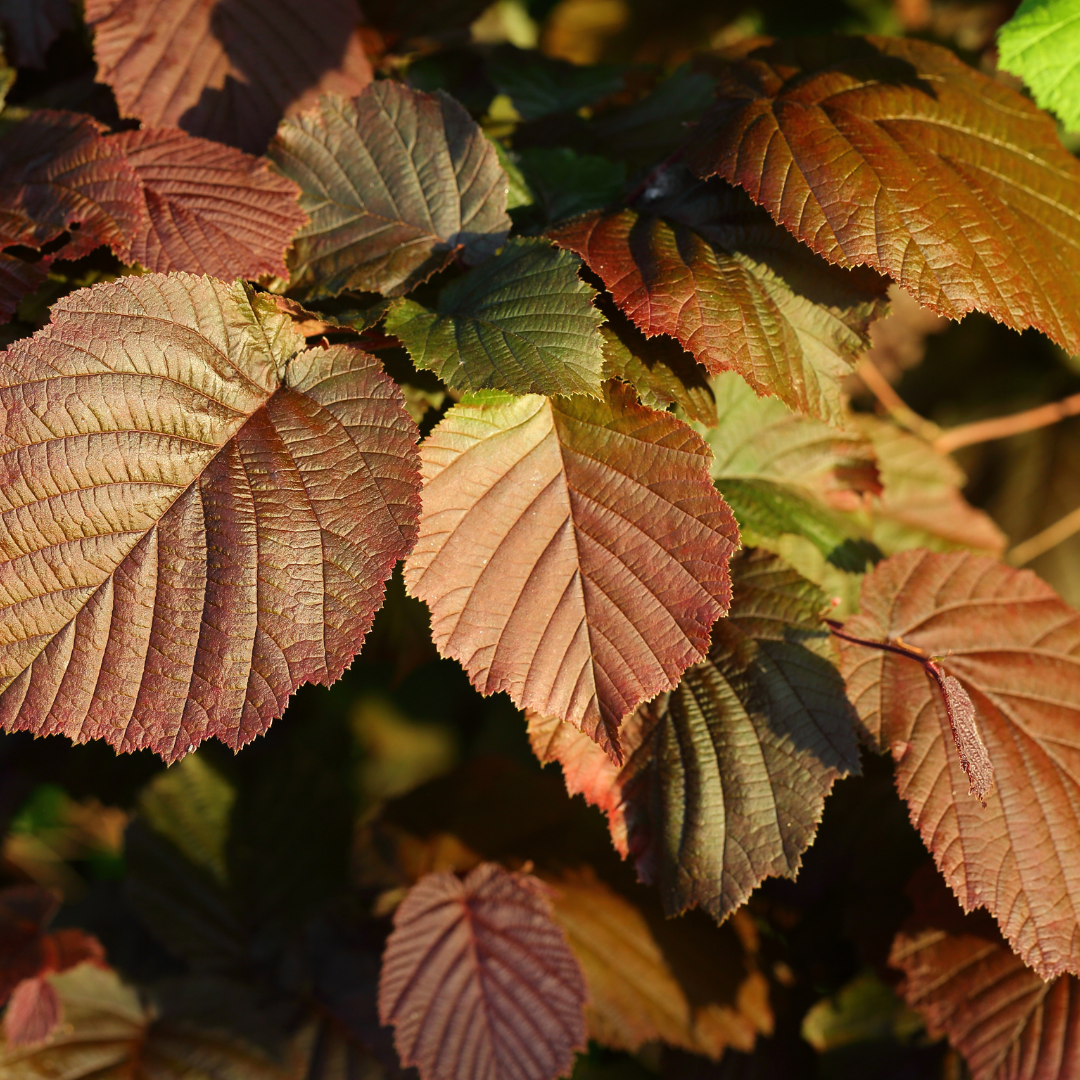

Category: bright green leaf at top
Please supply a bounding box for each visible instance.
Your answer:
[999,0,1080,131]
[384,238,606,397]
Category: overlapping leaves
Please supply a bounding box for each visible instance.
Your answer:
[687,36,1080,354]
[834,549,1080,979]
[0,274,420,762]
[404,383,739,759]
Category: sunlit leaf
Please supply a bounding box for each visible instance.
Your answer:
[84,0,372,154]
[687,36,1080,354]
[112,128,307,280]
[404,383,739,759]
[551,169,888,425]
[998,0,1080,132]
[3,977,61,1048]
[0,0,71,68]
[378,862,587,1080]
[385,239,605,397]
[0,274,420,763]
[271,83,510,299]
[834,549,1080,979]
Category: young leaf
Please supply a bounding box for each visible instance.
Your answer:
[551,171,888,425]
[384,239,606,397]
[403,383,739,759]
[833,549,1080,979]
[0,111,144,274]
[998,0,1080,133]
[0,0,72,68]
[270,84,510,299]
[112,128,307,280]
[486,46,624,121]
[0,274,421,763]
[687,36,1080,355]
[3,977,61,1048]
[84,0,373,154]
[378,862,588,1080]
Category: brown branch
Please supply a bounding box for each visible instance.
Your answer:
[855,359,941,441]
[1008,504,1080,567]
[934,391,1080,455]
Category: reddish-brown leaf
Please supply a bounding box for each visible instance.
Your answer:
[833,549,1080,979]
[0,256,47,324]
[403,384,739,759]
[687,37,1080,354]
[0,111,143,264]
[0,274,420,762]
[0,0,72,68]
[378,862,588,1080]
[0,887,58,1005]
[551,171,887,425]
[891,870,1080,1080]
[85,0,373,154]
[112,128,306,280]
[3,977,61,1048]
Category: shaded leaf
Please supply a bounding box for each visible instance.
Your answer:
[85,0,372,154]
[0,273,420,763]
[361,0,491,40]
[378,862,587,1080]
[600,316,715,429]
[515,148,625,226]
[112,128,307,280]
[800,971,922,1053]
[0,257,47,324]
[0,110,143,263]
[833,549,1080,979]
[403,383,739,759]
[998,0,1080,132]
[687,36,1080,354]
[487,46,624,121]
[551,169,888,425]
[0,0,71,68]
[270,84,510,299]
[384,239,605,397]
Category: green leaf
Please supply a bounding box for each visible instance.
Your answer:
[486,46,624,121]
[385,238,606,397]
[998,0,1080,132]
[516,147,625,225]
[490,138,534,210]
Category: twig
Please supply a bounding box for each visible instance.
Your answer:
[934,391,1080,454]
[855,359,941,442]
[1008,504,1080,566]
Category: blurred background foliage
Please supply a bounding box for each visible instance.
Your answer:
[4,0,1076,1076]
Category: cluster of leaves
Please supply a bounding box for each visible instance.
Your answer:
[2,0,1080,1078]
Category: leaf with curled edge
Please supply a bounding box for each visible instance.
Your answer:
[0,111,144,320]
[111,128,307,281]
[832,548,1080,980]
[270,84,510,300]
[85,0,372,154]
[890,865,1080,1080]
[529,550,860,923]
[378,862,587,1080]
[384,239,606,397]
[687,35,1080,355]
[0,0,72,68]
[0,273,420,763]
[403,383,739,760]
[550,168,888,426]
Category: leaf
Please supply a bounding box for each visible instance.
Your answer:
[833,548,1080,979]
[112,128,307,280]
[270,84,510,299]
[998,0,1080,132]
[403,383,739,759]
[3,977,61,1048]
[0,273,421,763]
[0,0,71,68]
[0,111,143,262]
[486,46,624,121]
[84,0,372,154]
[0,965,292,1080]
[599,316,716,429]
[707,372,881,569]
[378,862,588,1080]
[0,258,47,324]
[550,169,888,425]
[890,871,1080,1080]
[800,971,922,1053]
[384,239,606,397]
[686,36,1080,355]
[515,148,625,226]
[361,0,492,39]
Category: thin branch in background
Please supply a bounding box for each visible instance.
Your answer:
[1008,505,1080,566]
[855,358,941,442]
[934,391,1080,454]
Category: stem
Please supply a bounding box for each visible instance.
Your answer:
[855,359,941,441]
[1008,504,1080,566]
[823,619,932,667]
[934,391,1080,454]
